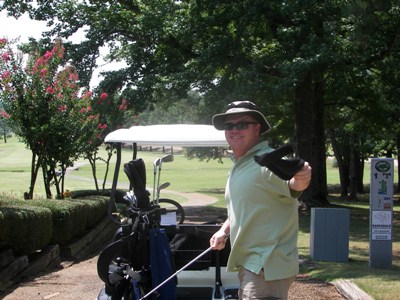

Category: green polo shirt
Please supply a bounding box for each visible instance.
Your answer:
[226,141,300,281]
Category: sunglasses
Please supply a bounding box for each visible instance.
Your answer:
[224,121,259,131]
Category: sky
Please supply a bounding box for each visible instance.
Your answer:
[0,10,123,88]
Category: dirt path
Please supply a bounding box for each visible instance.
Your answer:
[2,258,345,300]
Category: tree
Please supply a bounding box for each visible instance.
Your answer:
[0,39,114,198]
[324,1,400,197]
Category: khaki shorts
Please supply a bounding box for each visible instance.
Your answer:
[238,267,295,300]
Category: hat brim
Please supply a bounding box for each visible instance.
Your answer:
[212,109,271,135]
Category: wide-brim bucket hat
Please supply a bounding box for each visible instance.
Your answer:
[212,100,271,135]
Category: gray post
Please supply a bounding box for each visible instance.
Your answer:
[310,208,349,262]
[369,158,394,269]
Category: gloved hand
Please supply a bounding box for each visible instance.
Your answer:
[254,144,305,180]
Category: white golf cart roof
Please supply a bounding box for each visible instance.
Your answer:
[104,124,228,147]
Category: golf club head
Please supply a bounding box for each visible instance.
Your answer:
[154,158,161,168]
[158,182,171,191]
[153,158,160,201]
[161,154,174,163]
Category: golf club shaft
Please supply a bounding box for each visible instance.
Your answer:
[139,246,213,300]
[140,233,229,300]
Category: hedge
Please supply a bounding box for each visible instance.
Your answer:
[0,194,109,255]
[0,200,52,255]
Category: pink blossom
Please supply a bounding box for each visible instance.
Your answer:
[97,123,107,129]
[0,38,8,46]
[33,57,45,72]
[88,115,96,119]
[86,106,92,111]
[1,52,10,61]
[1,70,10,79]
[46,86,54,94]
[57,105,67,112]
[82,91,93,99]
[100,92,108,100]
[79,107,86,113]
[44,50,53,60]
[58,47,65,58]
[53,44,65,59]
[40,68,47,77]
[69,73,79,81]
[0,111,11,118]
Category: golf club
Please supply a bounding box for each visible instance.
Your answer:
[155,154,174,203]
[157,182,171,199]
[152,158,161,202]
[140,246,212,300]
[139,234,229,300]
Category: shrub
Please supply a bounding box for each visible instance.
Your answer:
[0,195,109,253]
[73,196,109,229]
[28,199,90,245]
[0,200,52,255]
[26,196,109,245]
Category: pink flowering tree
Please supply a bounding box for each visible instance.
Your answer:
[0,39,127,199]
[77,90,128,191]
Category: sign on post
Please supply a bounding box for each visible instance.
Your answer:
[369,158,394,269]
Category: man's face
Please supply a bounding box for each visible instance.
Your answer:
[224,114,261,159]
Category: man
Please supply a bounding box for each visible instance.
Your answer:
[210,100,312,300]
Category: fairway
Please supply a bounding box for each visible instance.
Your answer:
[0,137,232,203]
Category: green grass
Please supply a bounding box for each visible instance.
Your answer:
[297,195,400,300]
[1,137,399,299]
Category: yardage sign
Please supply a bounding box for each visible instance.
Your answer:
[369,158,394,269]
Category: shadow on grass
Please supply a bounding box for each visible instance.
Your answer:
[197,188,225,195]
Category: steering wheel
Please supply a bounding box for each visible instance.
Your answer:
[158,198,185,224]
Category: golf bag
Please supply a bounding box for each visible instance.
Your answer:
[97,158,176,300]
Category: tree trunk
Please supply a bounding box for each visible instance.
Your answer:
[42,161,53,199]
[294,70,329,207]
[28,152,41,200]
[53,167,61,199]
[3,128,7,143]
[397,134,400,193]
[60,165,66,197]
[88,154,99,192]
[102,146,114,191]
[328,128,349,198]
[349,140,358,200]
[357,154,365,194]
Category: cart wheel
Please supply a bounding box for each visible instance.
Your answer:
[159,198,185,224]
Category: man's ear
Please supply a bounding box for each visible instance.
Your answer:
[256,124,261,135]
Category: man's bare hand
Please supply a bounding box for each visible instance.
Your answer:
[289,162,312,191]
[210,230,228,250]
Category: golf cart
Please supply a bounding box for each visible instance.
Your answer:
[96,124,240,300]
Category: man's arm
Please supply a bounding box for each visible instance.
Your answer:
[210,219,230,250]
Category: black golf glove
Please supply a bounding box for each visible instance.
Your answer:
[254,144,305,180]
